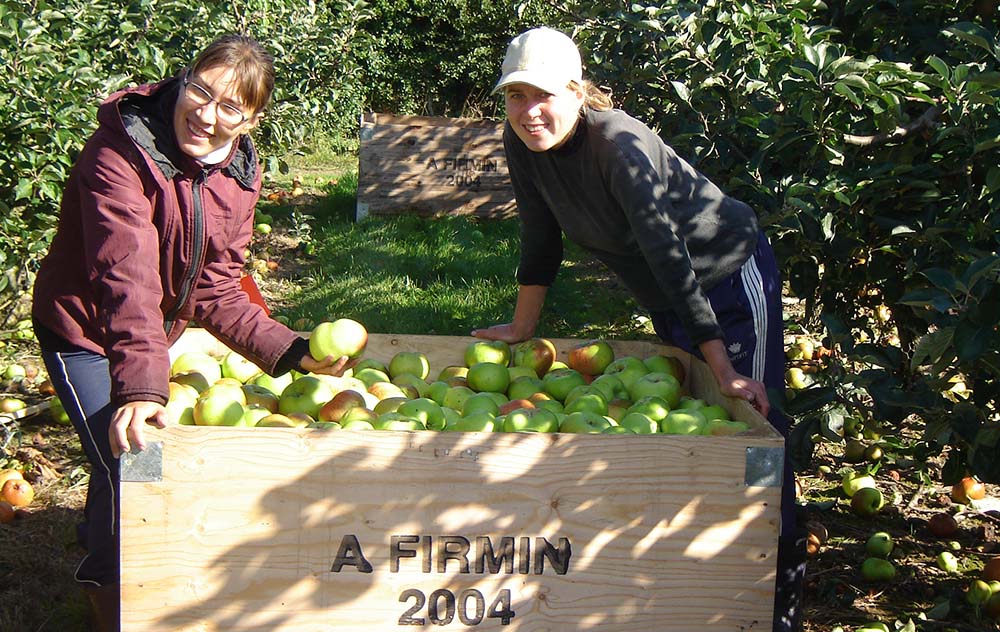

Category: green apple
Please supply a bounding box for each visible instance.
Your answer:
[618,411,658,434]
[542,368,587,402]
[256,413,308,428]
[605,398,631,421]
[865,532,893,557]
[547,360,569,372]
[851,487,885,517]
[448,411,498,432]
[699,404,730,421]
[373,396,408,415]
[842,471,877,497]
[643,354,685,383]
[464,340,511,367]
[170,351,222,385]
[309,318,368,361]
[388,351,430,380]
[352,358,388,375]
[856,624,890,632]
[373,413,426,431]
[602,356,649,390]
[660,408,707,435]
[936,551,959,573]
[241,383,280,412]
[533,398,565,414]
[340,406,377,424]
[250,371,294,397]
[508,376,545,401]
[426,380,450,405]
[559,410,613,433]
[705,419,750,436]
[194,382,247,426]
[503,407,559,433]
[367,381,407,401]
[279,375,335,419]
[398,398,446,430]
[677,397,705,410]
[392,373,430,398]
[563,389,608,416]
[626,396,671,422]
[860,557,895,582]
[438,365,469,381]
[467,361,511,393]
[511,338,557,377]
[239,406,273,427]
[590,373,629,402]
[507,366,538,383]
[602,425,635,434]
[318,389,367,422]
[567,339,615,376]
[442,385,476,412]
[170,371,210,393]
[221,350,261,383]
[165,382,200,426]
[628,372,682,408]
[306,421,341,430]
[354,367,391,388]
[462,392,500,417]
[966,579,993,605]
[339,418,376,431]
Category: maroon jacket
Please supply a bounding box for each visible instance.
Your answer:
[32,78,301,407]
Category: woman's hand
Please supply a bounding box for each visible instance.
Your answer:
[470,323,531,344]
[109,401,168,458]
[299,353,354,377]
[716,370,770,418]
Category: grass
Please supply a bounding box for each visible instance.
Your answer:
[252,147,656,342]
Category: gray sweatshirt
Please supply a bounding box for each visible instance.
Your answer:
[507,107,758,345]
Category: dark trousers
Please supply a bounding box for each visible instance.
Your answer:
[41,345,119,586]
[649,232,804,631]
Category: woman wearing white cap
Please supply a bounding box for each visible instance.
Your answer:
[472,27,803,631]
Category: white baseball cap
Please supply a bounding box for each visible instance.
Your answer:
[492,27,583,95]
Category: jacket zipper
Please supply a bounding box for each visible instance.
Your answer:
[163,171,207,335]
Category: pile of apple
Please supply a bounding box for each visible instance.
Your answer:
[0,468,34,524]
[165,318,751,436]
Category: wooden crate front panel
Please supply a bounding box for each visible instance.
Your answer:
[121,426,780,631]
[356,113,516,220]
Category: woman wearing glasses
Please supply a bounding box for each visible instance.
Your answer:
[31,35,350,631]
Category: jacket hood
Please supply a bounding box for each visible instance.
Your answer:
[98,78,258,190]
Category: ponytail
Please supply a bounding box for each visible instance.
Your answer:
[577,79,613,111]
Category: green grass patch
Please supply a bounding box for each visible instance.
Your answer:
[255,152,656,341]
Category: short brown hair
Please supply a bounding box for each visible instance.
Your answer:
[191,34,275,116]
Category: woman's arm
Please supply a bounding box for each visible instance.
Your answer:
[471,284,548,343]
[699,338,770,416]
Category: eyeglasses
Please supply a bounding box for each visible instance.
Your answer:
[182,72,249,126]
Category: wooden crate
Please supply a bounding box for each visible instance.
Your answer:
[356,113,516,221]
[120,329,784,631]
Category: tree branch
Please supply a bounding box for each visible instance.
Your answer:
[843,106,942,147]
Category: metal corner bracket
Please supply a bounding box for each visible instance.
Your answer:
[120,441,163,482]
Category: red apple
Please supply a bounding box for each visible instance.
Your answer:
[567,339,615,376]
[511,338,557,377]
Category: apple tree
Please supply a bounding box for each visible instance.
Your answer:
[544,0,1000,481]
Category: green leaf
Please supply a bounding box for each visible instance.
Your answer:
[898,288,955,313]
[926,56,950,80]
[670,80,691,103]
[910,328,954,371]
[954,321,995,362]
[833,81,861,106]
[944,22,998,58]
